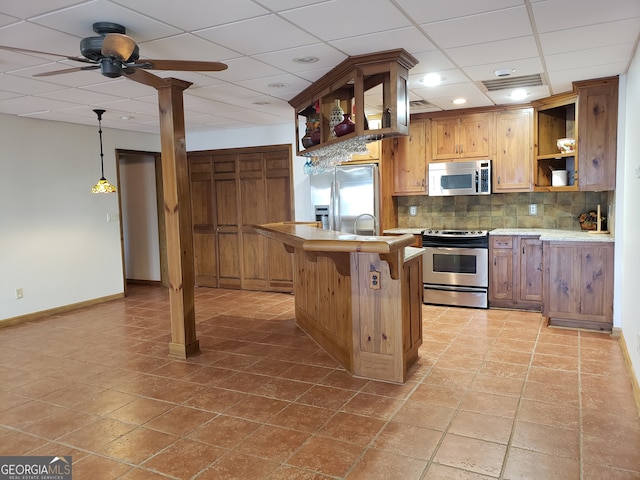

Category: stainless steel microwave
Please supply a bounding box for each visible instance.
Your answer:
[428,160,491,196]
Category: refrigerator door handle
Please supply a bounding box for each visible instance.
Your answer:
[334,180,341,231]
[329,180,335,231]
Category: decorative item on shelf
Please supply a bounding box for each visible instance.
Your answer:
[334,113,355,137]
[329,99,344,138]
[91,109,117,194]
[302,119,321,148]
[557,137,576,153]
[579,209,606,231]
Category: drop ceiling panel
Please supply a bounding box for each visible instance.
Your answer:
[463,58,544,82]
[329,27,436,56]
[112,0,269,31]
[447,36,539,67]
[539,19,640,55]
[29,0,182,42]
[421,6,533,49]
[279,0,412,41]
[532,0,640,33]
[194,15,319,56]
[393,0,523,24]
[252,43,347,73]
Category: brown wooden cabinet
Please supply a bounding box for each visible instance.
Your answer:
[431,113,493,161]
[533,76,617,192]
[574,77,618,191]
[392,119,427,195]
[188,145,294,293]
[494,109,533,192]
[543,241,614,331]
[289,49,417,157]
[489,235,542,310]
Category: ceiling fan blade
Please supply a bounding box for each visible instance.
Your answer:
[0,44,91,63]
[102,33,137,61]
[33,65,100,77]
[137,59,228,72]
[123,67,167,88]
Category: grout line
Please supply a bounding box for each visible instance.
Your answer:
[497,312,544,479]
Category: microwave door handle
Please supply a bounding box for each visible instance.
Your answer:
[475,171,479,193]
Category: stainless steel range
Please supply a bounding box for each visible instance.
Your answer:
[421,229,490,308]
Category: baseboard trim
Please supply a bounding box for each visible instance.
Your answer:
[0,293,125,329]
[619,330,640,417]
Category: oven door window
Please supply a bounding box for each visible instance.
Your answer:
[423,247,489,287]
[432,251,476,274]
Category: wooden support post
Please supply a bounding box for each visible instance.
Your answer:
[156,78,199,358]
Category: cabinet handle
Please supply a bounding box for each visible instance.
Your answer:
[523,246,525,254]
[498,175,501,185]
[421,179,425,187]
[460,145,463,154]
[494,257,496,265]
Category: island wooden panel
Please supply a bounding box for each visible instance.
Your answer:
[254,222,422,383]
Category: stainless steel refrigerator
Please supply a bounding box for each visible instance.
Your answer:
[310,164,380,235]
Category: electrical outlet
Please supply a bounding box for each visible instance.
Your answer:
[15,288,23,299]
[408,205,417,217]
[369,271,381,290]
[529,204,537,215]
[107,212,120,222]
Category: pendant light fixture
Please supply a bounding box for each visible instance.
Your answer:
[91,108,117,194]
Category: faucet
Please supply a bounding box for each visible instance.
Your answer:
[353,213,379,236]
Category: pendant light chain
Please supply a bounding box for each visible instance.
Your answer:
[91,108,116,194]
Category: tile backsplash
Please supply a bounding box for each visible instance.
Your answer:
[397,191,613,231]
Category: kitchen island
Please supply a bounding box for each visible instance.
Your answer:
[254,222,424,384]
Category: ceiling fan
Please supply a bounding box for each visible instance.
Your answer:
[0,22,228,88]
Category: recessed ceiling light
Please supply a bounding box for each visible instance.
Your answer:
[293,56,319,64]
[267,82,290,89]
[510,89,528,100]
[453,98,467,105]
[252,101,271,105]
[120,115,133,120]
[494,68,515,77]
[421,73,441,87]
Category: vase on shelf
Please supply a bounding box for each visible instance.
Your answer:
[329,99,344,138]
[334,113,356,137]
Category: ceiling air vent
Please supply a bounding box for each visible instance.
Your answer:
[481,74,543,91]
[409,99,437,109]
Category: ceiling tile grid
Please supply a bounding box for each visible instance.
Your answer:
[0,0,637,133]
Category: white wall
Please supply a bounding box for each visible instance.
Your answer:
[0,114,160,321]
[187,123,313,222]
[617,46,640,386]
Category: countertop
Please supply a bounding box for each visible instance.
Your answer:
[254,223,416,253]
[385,227,614,242]
[489,228,614,242]
[404,246,426,262]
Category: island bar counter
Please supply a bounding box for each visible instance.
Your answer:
[254,222,423,384]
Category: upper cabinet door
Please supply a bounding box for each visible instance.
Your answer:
[494,109,533,192]
[575,78,618,191]
[392,119,427,195]
[431,113,492,161]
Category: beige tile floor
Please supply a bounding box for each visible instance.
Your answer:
[0,285,639,479]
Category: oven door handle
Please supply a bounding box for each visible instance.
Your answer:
[424,284,487,293]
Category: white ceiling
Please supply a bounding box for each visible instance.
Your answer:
[0,0,638,134]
